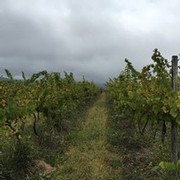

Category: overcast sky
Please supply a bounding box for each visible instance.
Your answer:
[0,0,180,83]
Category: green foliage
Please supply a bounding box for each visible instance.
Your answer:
[159,160,180,172]
[0,139,34,179]
[0,70,99,140]
[106,49,179,136]
[106,49,180,176]
[37,172,52,180]
[0,70,100,179]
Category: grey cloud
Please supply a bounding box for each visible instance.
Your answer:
[0,0,180,83]
[0,13,63,60]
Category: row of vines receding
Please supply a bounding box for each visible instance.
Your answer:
[106,49,180,177]
[0,70,100,179]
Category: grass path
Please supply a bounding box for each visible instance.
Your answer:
[52,93,122,180]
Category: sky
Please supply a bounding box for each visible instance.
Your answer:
[0,0,180,83]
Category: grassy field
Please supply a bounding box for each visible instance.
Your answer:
[51,93,122,180]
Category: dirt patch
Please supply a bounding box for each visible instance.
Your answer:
[29,160,56,176]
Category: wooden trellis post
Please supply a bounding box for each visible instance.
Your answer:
[171,55,178,163]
